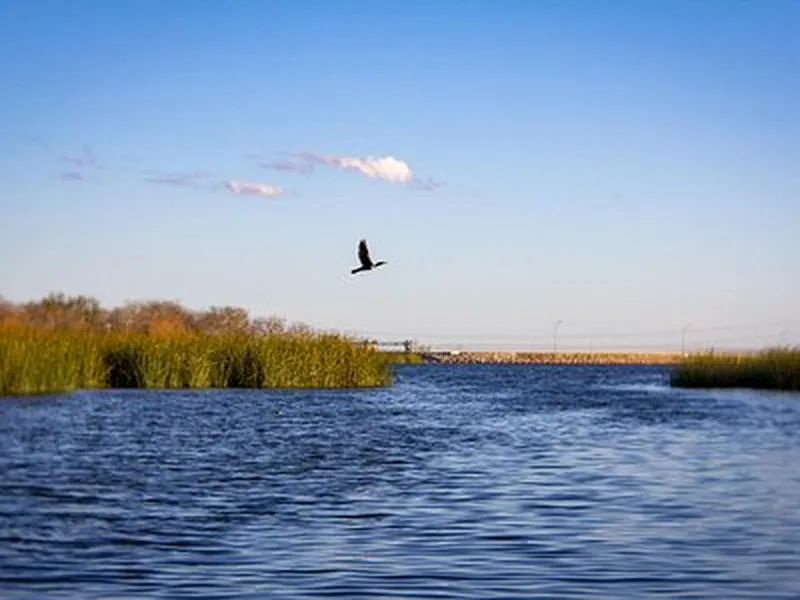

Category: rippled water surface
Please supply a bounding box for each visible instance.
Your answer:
[2,364,800,598]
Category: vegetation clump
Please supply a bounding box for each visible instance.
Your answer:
[380,351,424,364]
[0,293,393,396]
[670,346,800,391]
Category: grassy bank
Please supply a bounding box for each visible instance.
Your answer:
[0,327,393,396]
[670,346,800,391]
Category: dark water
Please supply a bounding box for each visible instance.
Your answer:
[2,365,800,599]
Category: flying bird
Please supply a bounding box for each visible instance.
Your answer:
[351,239,387,275]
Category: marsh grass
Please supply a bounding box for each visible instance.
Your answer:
[0,327,393,396]
[670,346,800,391]
[381,351,424,364]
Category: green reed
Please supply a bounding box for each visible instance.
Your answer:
[0,327,393,396]
[670,346,800,391]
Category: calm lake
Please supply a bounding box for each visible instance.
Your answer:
[1,364,799,599]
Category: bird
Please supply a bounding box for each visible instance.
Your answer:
[351,238,387,275]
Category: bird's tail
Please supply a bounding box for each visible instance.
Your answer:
[351,267,367,274]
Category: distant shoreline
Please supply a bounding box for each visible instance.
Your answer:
[420,351,687,365]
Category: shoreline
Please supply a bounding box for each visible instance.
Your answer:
[421,351,687,365]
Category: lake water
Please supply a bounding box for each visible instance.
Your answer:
[2,364,800,599]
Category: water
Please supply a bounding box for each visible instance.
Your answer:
[2,364,800,599]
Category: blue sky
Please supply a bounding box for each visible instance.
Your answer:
[1,0,798,351]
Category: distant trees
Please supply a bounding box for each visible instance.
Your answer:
[192,305,250,335]
[0,292,311,337]
[0,295,16,325]
[17,293,104,330]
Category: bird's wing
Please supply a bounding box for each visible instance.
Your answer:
[358,239,372,266]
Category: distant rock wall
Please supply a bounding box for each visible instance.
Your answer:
[423,352,683,365]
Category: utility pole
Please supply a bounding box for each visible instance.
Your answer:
[681,323,692,356]
[554,319,563,353]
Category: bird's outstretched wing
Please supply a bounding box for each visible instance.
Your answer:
[358,239,372,268]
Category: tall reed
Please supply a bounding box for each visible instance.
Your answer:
[670,346,800,391]
[0,326,393,396]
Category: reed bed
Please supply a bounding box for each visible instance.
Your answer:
[670,346,800,391]
[380,351,424,364]
[0,327,393,396]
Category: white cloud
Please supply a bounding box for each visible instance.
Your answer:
[251,150,444,190]
[323,155,414,183]
[226,180,283,197]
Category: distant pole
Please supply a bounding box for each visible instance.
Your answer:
[554,319,563,353]
[681,323,692,356]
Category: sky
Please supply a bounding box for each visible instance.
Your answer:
[1,0,799,352]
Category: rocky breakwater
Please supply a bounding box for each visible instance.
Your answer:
[428,351,682,365]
